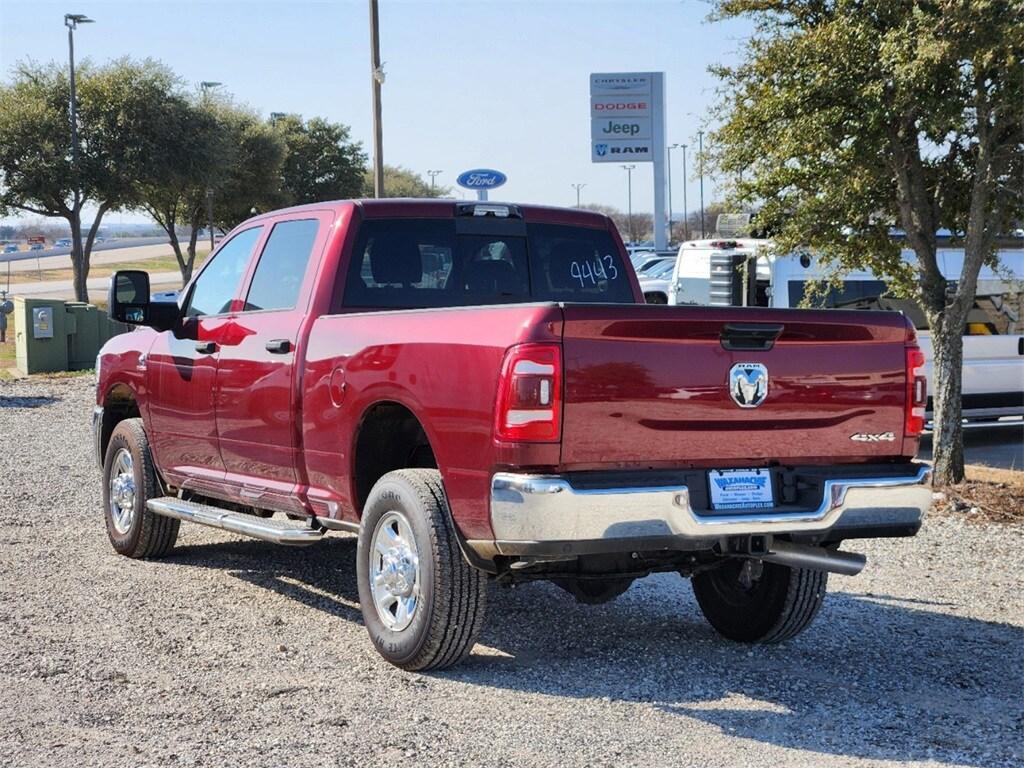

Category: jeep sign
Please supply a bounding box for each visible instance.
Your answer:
[591,117,652,140]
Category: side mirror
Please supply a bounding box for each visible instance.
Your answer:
[108,270,179,331]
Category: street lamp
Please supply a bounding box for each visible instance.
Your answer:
[427,170,443,192]
[621,165,636,244]
[680,144,689,242]
[667,144,680,242]
[571,183,586,207]
[697,130,706,239]
[65,13,93,299]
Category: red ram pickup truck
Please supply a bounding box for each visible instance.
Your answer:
[95,199,932,670]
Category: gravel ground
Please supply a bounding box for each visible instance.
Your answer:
[1,377,1022,768]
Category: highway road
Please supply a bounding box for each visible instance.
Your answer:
[0,236,168,264]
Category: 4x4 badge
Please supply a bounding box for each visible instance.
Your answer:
[729,363,768,408]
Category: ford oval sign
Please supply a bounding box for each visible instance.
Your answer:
[456,169,507,190]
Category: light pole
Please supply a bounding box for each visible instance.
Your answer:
[200,82,222,252]
[667,144,679,242]
[697,130,706,238]
[427,170,443,192]
[65,13,93,301]
[621,165,636,243]
[571,183,586,207]
[369,0,385,197]
[681,144,689,242]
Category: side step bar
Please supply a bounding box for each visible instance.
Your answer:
[147,497,325,547]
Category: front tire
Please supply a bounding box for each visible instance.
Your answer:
[103,418,179,558]
[691,559,827,643]
[356,469,487,671]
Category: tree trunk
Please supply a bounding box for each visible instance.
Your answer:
[185,218,201,284]
[68,213,88,303]
[928,312,966,485]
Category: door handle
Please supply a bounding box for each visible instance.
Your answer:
[195,340,217,354]
[1018,337,1023,356]
[265,339,292,354]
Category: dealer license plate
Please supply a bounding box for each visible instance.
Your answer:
[708,469,774,510]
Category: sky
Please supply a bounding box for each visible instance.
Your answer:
[0,0,754,225]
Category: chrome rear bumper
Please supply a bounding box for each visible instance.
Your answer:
[486,465,932,557]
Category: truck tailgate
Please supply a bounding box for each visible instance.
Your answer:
[560,304,912,467]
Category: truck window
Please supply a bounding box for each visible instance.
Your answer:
[185,226,263,317]
[339,219,632,310]
[244,219,320,312]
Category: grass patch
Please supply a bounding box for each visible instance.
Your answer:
[0,338,15,369]
[8,250,209,285]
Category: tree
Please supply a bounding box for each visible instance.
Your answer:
[0,58,192,301]
[363,165,450,198]
[137,97,221,284]
[709,0,1023,485]
[212,107,287,228]
[138,98,286,284]
[581,204,653,243]
[273,114,366,204]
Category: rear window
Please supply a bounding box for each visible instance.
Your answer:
[339,218,633,310]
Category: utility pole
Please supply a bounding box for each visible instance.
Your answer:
[697,130,706,239]
[200,81,222,252]
[65,13,93,302]
[667,144,679,242]
[681,144,689,242]
[369,0,385,197]
[571,183,586,207]
[621,165,636,243]
[427,170,443,192]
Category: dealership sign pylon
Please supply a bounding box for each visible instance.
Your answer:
[590,72,668,250]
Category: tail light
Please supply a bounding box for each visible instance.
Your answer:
[905,345,927,437]
[495,344,562,442]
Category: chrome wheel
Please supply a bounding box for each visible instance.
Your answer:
[369,511,420,631]
[108,448,136,535]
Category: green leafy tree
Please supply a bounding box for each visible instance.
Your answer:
[273,114,366,204]
[364,165,450,198]
[710,0,1024,484]
[140,97,285,283]
[211,106,287,229]
[138,96,222,284]
[0,58,192,301]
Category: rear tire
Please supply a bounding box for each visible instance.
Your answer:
[356,469,487,671]
[691,559,827,643]
[103,418,179,559]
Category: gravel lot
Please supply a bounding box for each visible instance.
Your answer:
[2,377,1022,768]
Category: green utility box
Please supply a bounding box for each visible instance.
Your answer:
[14,298,128,374]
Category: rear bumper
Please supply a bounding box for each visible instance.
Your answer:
[485,464,932,557]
